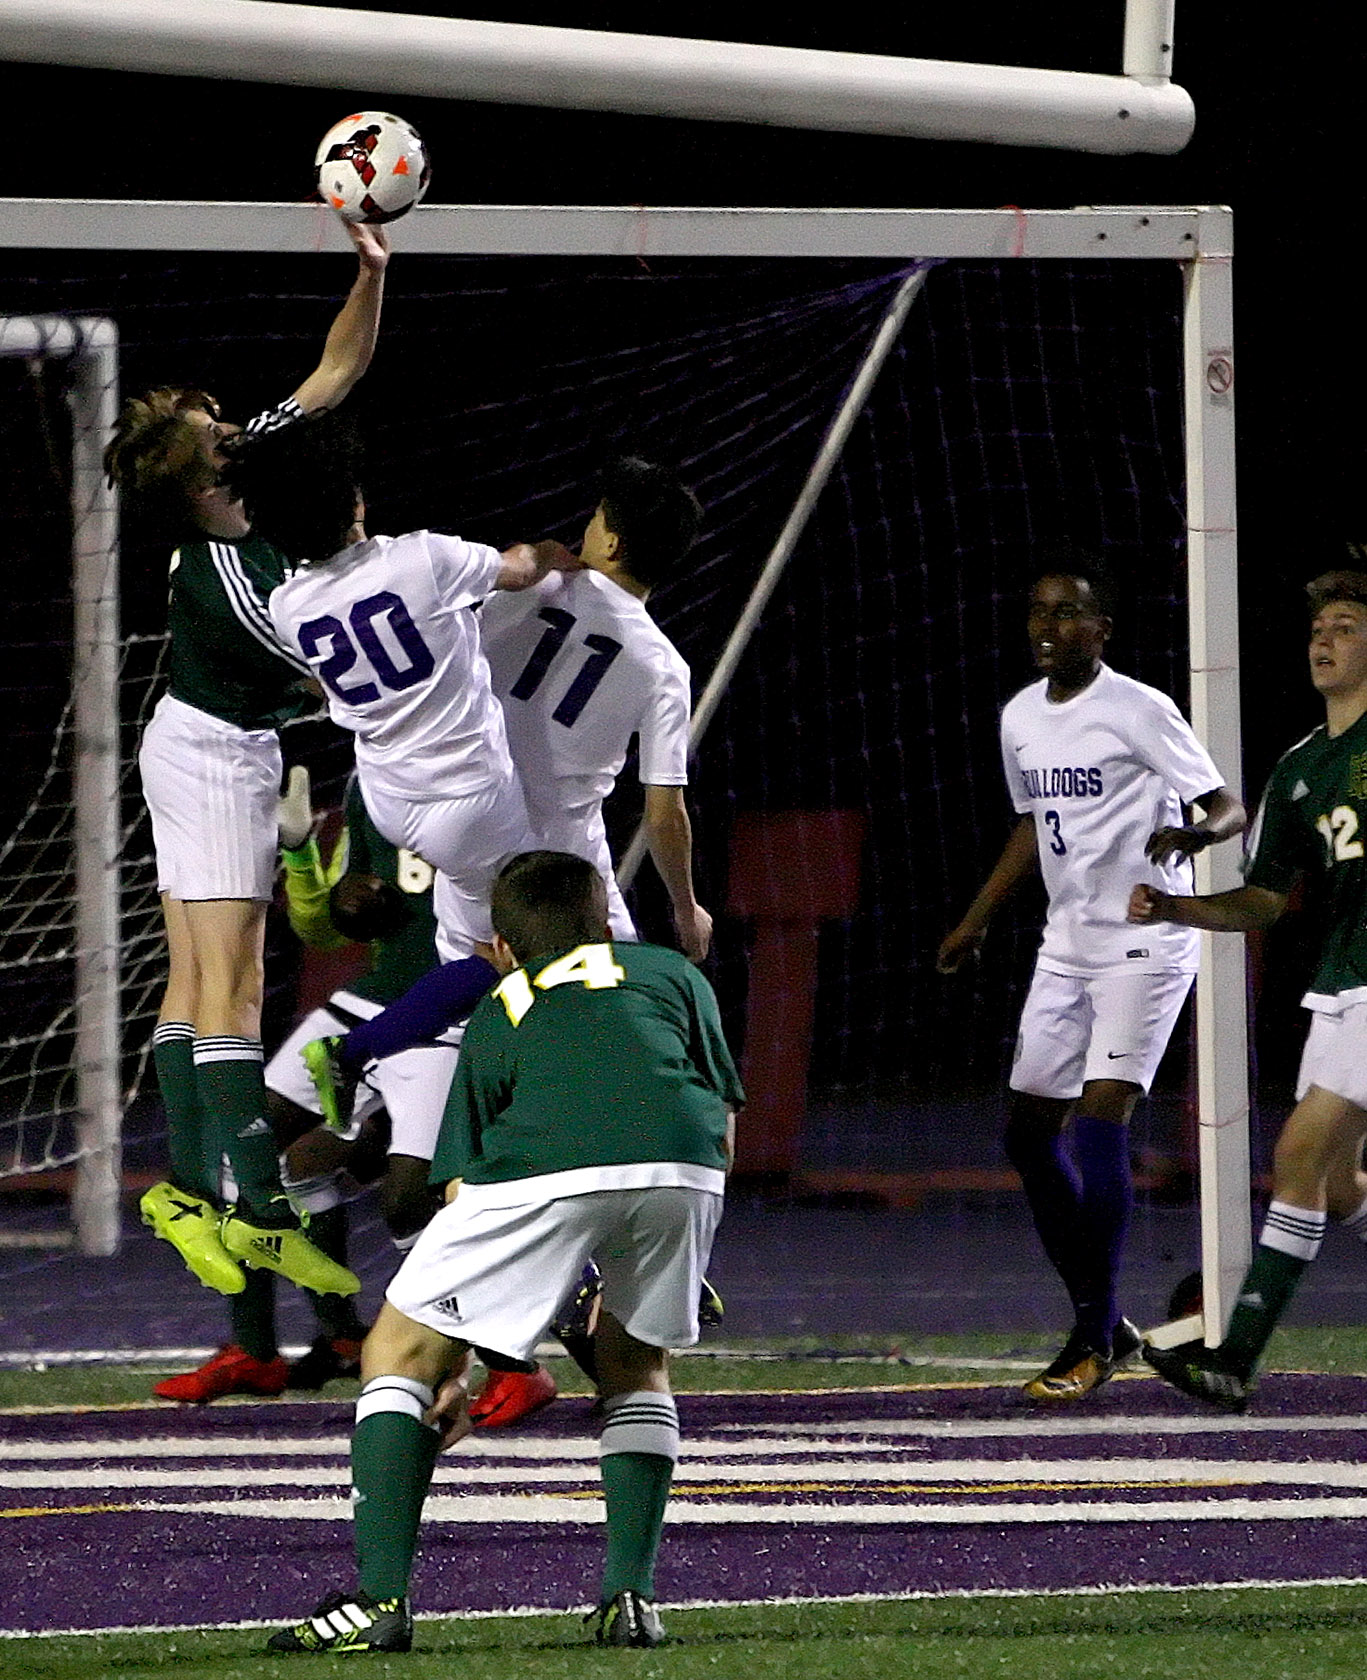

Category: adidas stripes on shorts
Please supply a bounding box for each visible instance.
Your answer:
[265,997,461,1160]
[1009,965,1195,1099]
[139,693,281,901]
[387,1178,723,1362]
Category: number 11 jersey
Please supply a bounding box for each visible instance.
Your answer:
[479,569,691,846]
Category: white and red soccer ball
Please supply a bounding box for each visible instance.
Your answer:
[314,111,430,224]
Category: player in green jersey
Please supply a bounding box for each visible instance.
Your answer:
[266,851,742,1654]
[1135,569,1367,1410]
[105,224,388,1301]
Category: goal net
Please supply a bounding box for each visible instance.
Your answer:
[0,205,1244,1335]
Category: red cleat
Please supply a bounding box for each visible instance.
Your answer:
[153,1344,290,1405]
[469,1363,557,1428]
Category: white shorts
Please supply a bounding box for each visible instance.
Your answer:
[265,998,459,1161]
[387,1183,723,1362]
[139,693,281,901]
[528,803,637,941]
[1296,1003,1367,1114]
[1010,965,1194,1099]
[362,772,535,950]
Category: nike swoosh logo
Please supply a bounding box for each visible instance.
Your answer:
[1106,1051,1130,1059]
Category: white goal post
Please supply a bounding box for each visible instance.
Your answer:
[0,312,121,1257]
[0,200,1245,1336]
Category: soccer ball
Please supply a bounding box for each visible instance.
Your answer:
[314,111,430,225]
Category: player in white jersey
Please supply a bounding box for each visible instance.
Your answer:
[938,556,1244,1401]
[233,413,573,961]
[480,455,710,960]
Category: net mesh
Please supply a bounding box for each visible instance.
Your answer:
[0,253,1195,1223]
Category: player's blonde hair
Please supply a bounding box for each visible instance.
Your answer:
[103,386,222,519]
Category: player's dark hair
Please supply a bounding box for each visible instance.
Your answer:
[329,874,412,943]
[1033,543,1118,619]
[491,851,609,967]
[224,410,363,563]
[1306,569,1367,616]
[598,456,702,589]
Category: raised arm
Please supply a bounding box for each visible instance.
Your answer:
[1145,785,1247,865]
[1127,880,1288,933]
[642,783,712,963]
[936,815,1039,973]
[289,224,390,415]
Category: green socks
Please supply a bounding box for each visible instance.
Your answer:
[153,1021,215,1199]
[352,1377,441,1600]
[193,1038,290,1224]
[1220,1201,1326,1377]
[599,1391,680,1602]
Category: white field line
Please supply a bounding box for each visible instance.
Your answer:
[11,1457,1367,1492]
[0,1345,1046,1371]
[710,1413,1367,1439]
[0,1435,933,1462]
[150,1493,1367,1524]
[10,1411,1367,1463]
[8,1575,1367,1640]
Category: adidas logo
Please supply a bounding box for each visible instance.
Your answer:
[237,1117,272,1138]
[1291,779,1310,801]
[431,1295,462,1320]
[251,1234,285,1261]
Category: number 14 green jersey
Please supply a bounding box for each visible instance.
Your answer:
[1244,709,1367,1011]
[432,941,743,1191]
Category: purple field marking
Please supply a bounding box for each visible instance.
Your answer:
[6,1376,1367,1636]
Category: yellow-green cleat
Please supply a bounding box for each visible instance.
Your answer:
[301,1036,360,1134]
[140,1181,246,1295]
[219,1212,361,1296]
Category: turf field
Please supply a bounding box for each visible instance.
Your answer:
[7,1329,1367,1678]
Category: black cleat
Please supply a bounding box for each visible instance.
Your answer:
[589,1589,665,1648]
[1022,1317,1143,1403]
[1143,1342,1253,1414]
[285,1333,365,1391]
[267,1589,412,1654]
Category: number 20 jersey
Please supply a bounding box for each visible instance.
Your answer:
[268,531,510,803]
[479,569,691,843]
[1000,664,1222,977]
[1244,710,1367,1012]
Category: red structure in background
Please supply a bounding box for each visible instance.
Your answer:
[727,810,865,1181]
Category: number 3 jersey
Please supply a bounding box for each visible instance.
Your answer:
[479,569,691,845]
[999,664,1222,977]
[267,531,511,802]
[1243,711,1367,1012]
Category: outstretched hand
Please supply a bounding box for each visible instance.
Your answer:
[423,1358,474,1451]
[1145,825,1210,865]
[675,902,713,965]
[936,924,984,974]
[347,222,391,272]
[1128,883,1166,924]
